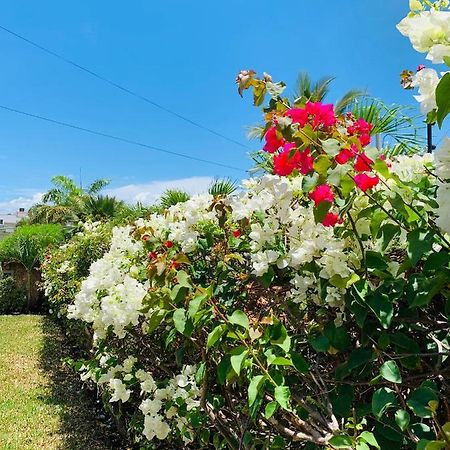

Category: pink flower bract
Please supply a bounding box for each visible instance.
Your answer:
[354,173,380,192]
[322,212,341,227]
[309,184,334,206]
[263,127,285,153]
[354,153,374,172]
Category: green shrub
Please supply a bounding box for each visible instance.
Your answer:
[0,277,26,314]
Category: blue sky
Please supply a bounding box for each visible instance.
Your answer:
[0,0,446,211]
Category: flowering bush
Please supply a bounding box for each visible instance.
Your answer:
[40,3,450,449]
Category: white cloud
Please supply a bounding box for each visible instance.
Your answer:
[105,176,214,205]
[0,192,43,214]
[0,177,215,213]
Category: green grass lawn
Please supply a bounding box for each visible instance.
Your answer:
[0,315,122,450]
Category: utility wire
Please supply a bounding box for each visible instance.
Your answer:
[0,24,251,151]
[0,104,246,173]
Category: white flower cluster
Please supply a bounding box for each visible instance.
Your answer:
[229,175,357,316]
[68,226,147,339]
[435,137,450,234]
[80,355,200,443]
[136,194,218,253]
[397,9,450,63]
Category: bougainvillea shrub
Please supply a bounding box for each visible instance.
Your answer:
[41,2,450,449]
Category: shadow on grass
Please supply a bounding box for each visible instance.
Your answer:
[38,316,125,450]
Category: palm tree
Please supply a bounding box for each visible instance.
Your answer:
[30,175,111,225]
[42,175,110,206]
[81,195,125,221]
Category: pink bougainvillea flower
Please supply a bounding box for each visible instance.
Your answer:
[354,152,374,172]
[282,142,297,152]
[285,108,309,127]
[165,241,174,248]
[142,234,150,241]
[335,144,357,165]
[274,147,314,176]
[309,184,334,206]
[273,148,301,176]
[354,173,380,192]
[263,127,285,153]
[322,212,341,227]
[233,229,241,238]
[305,102,336,129]
[359,133,371,147]
[148,251,157,260]
[298,148,315,175]
[347,118,373,136]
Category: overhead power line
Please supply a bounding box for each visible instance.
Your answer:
[0,104,246,173]
[0,24,251,151]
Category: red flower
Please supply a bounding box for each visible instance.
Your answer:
[322,212,341,227]
[285,102,336,129]
[354,153,374,172]
[347,118,373,136]
[305,102,336,129]
[335,145,357,165]
[309,184,334,206]
[171,260,181,270]
[354,173,380,192]
[263,127,285,153]
[286,108,308,127]
[273,147,314,176]
[233,229,241,238]
[148,251,157,260]
[165,241,174,248]
[142,234,150,241]
[359,133,371,147]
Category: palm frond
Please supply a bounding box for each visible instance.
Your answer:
[159,190,191,209]
[311,76,335,102]
[87,178,111,195]
[351,98,425,153]
[208,178,238,197]
[334,89,366,114]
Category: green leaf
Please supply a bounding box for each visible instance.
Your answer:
[313,200,332,224]
[372,387,397,418]
[173,308,193,336]
[443,56,450,67]
[367,293,393,329]
[395,409,410,431]
[230,346,249,376]
[206,324,226,350]
[291,353,309,373]
[188,291,208,318]
[264,401,278,419]
[268,356,293,366]
[228,310,249,330]
[274,385,291,411]
[407,387,438,418]
[436,72,450,127]
[321,138,341,156]
[313,154,332,175]
[266,81,286,99]
[329,434,352,449]
[146,309,166,333]
[407,229,434,266]
[365,251,389,270]
[356,443,370,450]
[425,441,446,450]
[359,431,380,449]
[309,335,330,352]
[270,322,291,352]
[377,223,400,252]
[195,362,206,384]
[380,361,402,383]
[176,270,192,287]
[248,375,266,406]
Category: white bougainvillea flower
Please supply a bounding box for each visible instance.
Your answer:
[411,68,440,114]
